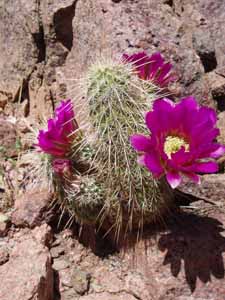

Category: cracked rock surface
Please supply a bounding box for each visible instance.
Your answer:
[0,0,225,299]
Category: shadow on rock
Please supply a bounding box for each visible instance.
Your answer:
[158,212,225,292]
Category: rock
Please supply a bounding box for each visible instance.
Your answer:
[12,187,54,228]
[193,28,217,73]
[59,269,73,288]
[50,245,65,258]
[91,266,123,294]
[0,0,40,94]
[0,247,9,265]
[81,293,137,300]
[49,201,225,300]
[178,174,225,205]
[1,1,225,299]
[0,213,10,237]
[0,117,17,159]
[33,223,53,247]
[53,258,70,271]
[205,71,225,111]
[0,90,9,110]
[218,111,225,145]
[71,268,91,295]
[0,227,54,300]
[60,288,78,300]
[217,112,225,169]
[0,0,224,115]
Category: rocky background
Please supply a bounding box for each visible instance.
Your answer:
[0,0,225,299]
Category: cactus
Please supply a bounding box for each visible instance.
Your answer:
[71,56,174,235]
[64,175,106,225]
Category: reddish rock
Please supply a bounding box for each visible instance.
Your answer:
[51,208,225,300]
[0,1,225,300]
[33,223,54,247]
[12,188,54,228]
[0,226,54,300]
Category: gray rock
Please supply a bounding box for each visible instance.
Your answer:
[0,213,10,237]
[50,245,65,258]
[193,28,217,73]
[71,268,91,295]
[53,258,70,271]
[0,246,9,265]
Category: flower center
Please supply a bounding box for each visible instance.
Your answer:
[164,136,189,158]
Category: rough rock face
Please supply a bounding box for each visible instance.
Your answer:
[0,225,54,300]
[46,200,225,300]
[179,174,225,204]
[0,0,225,119]
[0,1,225,300]
[12,188,54,228]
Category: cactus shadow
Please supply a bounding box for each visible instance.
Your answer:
[158,211,225,292]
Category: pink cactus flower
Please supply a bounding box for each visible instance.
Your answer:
[130,97,225,188]
[37,100,78,157]
[52,158,72,175]
[123,51,175,87]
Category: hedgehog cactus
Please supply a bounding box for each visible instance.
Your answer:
[76,55,175,233]
[25,53,175,235]
[64,175,105,225]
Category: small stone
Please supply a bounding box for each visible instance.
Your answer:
[71,268,91,295]
[33,224,53,247]
[50,245,65,258]
[0,247,9,265]
[60,269,73,288]
[61,288,78,300]
[53,258,70,271]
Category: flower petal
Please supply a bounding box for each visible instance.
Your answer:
[130,135,152,152]
[153,98,174,111]
[166,171,182,189]
[210,145,225,158]
[144,153,164,177]
[186,161,219,173]
[122,51,174,86]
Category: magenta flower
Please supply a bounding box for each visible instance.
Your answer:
[52,158,72,175]
[130,97,225,188]
[37,100,78,157]
[123,51,175,87]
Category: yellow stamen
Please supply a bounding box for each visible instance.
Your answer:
[164,136,189,158]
